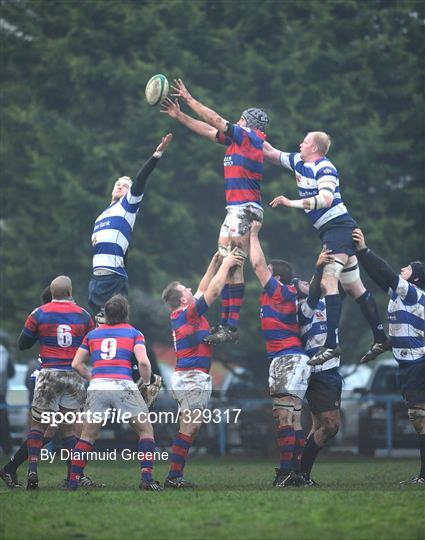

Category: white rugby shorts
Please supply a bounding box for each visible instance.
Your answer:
[268,354,311,400]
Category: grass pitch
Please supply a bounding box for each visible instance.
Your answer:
[1,456,424,540]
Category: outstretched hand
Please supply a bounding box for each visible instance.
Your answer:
[171,78,192,102]
[160,97,181,118]
[270,195,292,208]
[352,228,367,251]
[155,133,173,154]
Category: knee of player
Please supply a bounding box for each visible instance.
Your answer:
[321,417,340,440]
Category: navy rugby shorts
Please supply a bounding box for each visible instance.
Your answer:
[306,367,343,414]
[397,362,425,408]
[88,273,128,314]
[319,218,358,256]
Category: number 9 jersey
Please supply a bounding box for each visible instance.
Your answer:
[80,323,145,380]
[23,300,95,370]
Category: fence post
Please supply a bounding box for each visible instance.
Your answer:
[385,397,393,456]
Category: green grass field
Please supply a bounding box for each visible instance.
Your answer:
[1,457,424,540]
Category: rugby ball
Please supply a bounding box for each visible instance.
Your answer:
[145,74,169,106]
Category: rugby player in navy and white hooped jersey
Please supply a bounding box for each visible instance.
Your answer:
[264,133,390,366]
[249,220,311,488]
[294,249,344,487]
[353,228,425,485]
[162,250,244,489]
[161,78,268,345]
[88,134,172,320]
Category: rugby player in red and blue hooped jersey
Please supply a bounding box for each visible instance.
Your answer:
[249,221,311,488]
[162,250,244,489]
[16,275,94,490]
[161,79,268,346]
[70,294,162,490]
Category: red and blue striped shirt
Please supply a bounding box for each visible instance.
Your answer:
[22,301,95,370]
[260,277,304,359]
[217,124,266,207]
[80,323,145,380]
[170,296,212,373]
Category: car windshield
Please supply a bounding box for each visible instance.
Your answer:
[370,365,399,394]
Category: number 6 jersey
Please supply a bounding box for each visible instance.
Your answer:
[80,323,145,380]
[22,300,95,370]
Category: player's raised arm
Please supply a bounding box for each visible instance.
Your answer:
[353,228,398,293]
[203,250,244,306]
[171,78,228,133]
[249,220,272,287]
[131,134,173,196]
[161,97,217,141]
[195,252,222,298]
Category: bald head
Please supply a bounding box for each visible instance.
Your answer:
[50,275,72,300]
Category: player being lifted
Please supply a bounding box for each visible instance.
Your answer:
[249,220,311,488]
[89,134,172,321]
[70,295,162,491]
[162,250,244,488]
[265,132,390,365]
[161,79,268,345]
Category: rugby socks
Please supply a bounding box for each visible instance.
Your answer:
[168,432,193,479]
[138,437,155,481]
[220,284,230,326]
[277,425,295,473]
[4,436,52,474]
[356,290,387,343]
[63,435,78,479]
[227,283,245,329]
[324,294,342,349]
[292,429,306,474]
[300,434,322,479]
[419,434,425,479]
[68,439,93,489]
[27,429,44,474]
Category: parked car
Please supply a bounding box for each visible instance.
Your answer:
[6,363,30,441]
[356,358,416,456]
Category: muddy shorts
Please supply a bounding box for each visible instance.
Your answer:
[32,369,86,411]
[170,370,212,411]
[219,204,263,238]
[268,354,311,400]
[85,379,149,419]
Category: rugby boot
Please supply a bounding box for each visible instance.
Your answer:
[79,475,105,488]
[303,476,320,487]
[360,339,392,364]
[308,346,341,367]
[399,475,425,485]
[0,468,22,488]
[139,479,163,491]
[164,476,195,489]
[275,471,300,488]
[203,325,239,345]
[26,472,39,490]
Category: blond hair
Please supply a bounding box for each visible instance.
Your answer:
[310,132,331,155]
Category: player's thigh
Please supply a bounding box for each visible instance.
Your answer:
[340,255,365,297]
[171,370,212,414]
